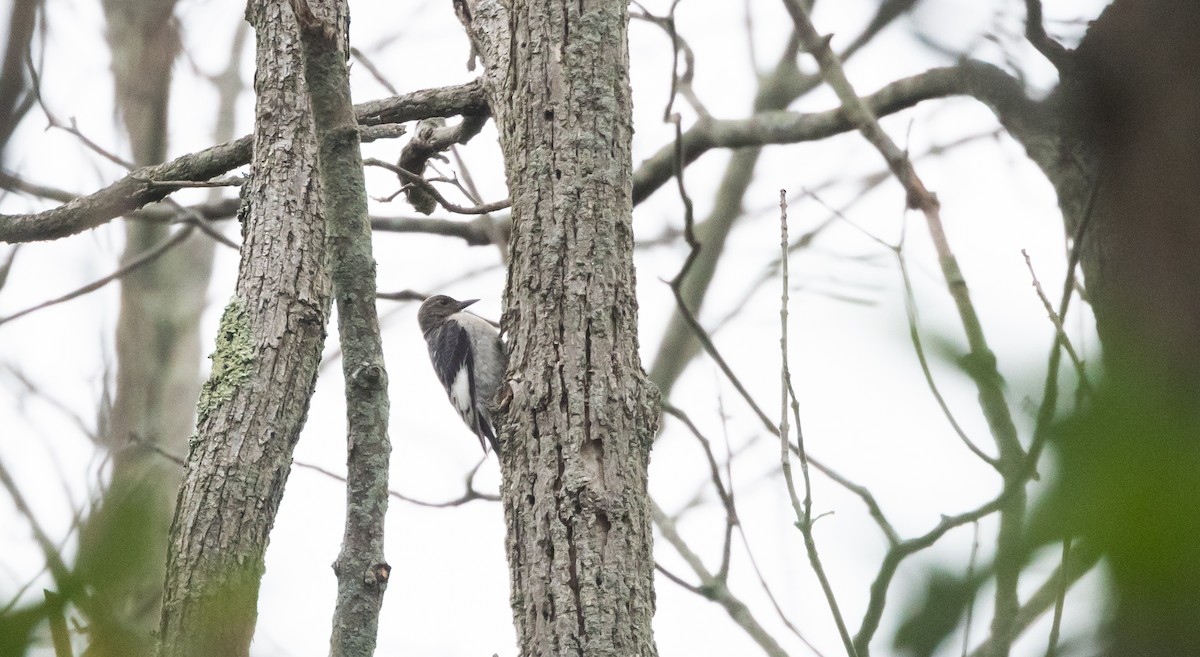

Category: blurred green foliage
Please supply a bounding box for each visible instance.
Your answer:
[894,375,1200,656]
[1,477,163,657]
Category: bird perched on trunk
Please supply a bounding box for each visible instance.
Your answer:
[417,295,506,453]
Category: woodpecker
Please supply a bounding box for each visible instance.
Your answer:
[417,295,506,453]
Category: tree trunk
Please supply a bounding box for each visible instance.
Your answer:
[290,0,394,654]
[1012,3,1200,656]
[1058,3,1200,656]
[156,2,332,655]
[458,1,661,655]
[76,1,215,654]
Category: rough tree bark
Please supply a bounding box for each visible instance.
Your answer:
[156,2,332,655]
[458,1,661,655]
[290,0,393,654]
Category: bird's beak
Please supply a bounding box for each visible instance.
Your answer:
[457,298,480,311]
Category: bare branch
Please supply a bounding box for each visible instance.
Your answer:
[631,3,710,120]
[803,188,1001,468]
[632,62,1035,206]
[853,493,1008,653]
[363,158,509,215]
[1021,249,1092,394]
[896,249,1001,468]
[127,432,497,508]
[805,457,899,546]
[961,522,982,657]
[966,544,1100,657]
[44,590,71,657]
[779,4,1028,652]
[133,175,245,189]
[0,456,73,591]
[778,192,857,657]
[350,47,398,95]
[651,501,799,657]
[1026,179,1100,472]
[661,402,736,579]
[396,113,490,214]
[1024,0,1073,72]
[0,80,486,243]
[1043,538,1072,657]
[26,46,134,170]
[291,1,394,653]
[370,213,507,246]
[293,459,500,508]
[374,289,426,302]
[0,225,195,326]
[3,364,97,441]
[654,562,705,597]
[0,169,75,203]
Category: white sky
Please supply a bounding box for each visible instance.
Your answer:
[0,0,1113,655]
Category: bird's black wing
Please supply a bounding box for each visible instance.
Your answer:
[428,322,493,451]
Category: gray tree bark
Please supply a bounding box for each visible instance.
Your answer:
[290,0,394,654]
[156,2,332,655]
[458,1,661,655]
[75,1,215,654]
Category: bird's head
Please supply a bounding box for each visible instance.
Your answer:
[417,294,479,333]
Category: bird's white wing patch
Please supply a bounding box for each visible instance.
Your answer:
[449,362,474,421]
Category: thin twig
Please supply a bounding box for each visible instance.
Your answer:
[631,0,710,121]
[780,4,1027,652]
[967,543,1100,657]
[661,401,736,579]
[778,191,858,657]
[0,168,76,203]
[725,128,1005,325]
[897,248,999,466]
[26,48,134,171]
[1026,178,1101,469]
[961,521,981,657]
[350,47,399,95]
[129,431,497,507]
[126,433,186,466]
[853,492,1008,653]
[806,188,999,467]
[0,456,73,590]
[805,457,899,546]
[0,505,85,619]
[742,0,759,73]
[363,158,509,214]
[654,562,705,597]
[1023,0,1072,72]
[1021,250,1091,394]
[133,176,246,189]
[44,589,73,657]
[292,459,498,507]
[714,382,822,650]
[779,0,1022,462]
[0,224,194,326]
[163,197,239,249]
[0,243,20,293]
[665,198,891,548]
[651,501,797,657]
[1043,538,1071,657]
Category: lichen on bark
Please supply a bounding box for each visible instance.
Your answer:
[195,296,253,421]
